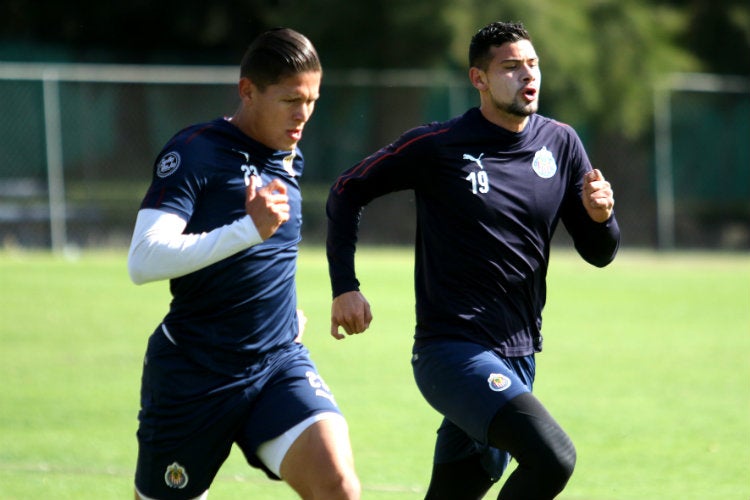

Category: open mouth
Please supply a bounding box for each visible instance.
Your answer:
[522,87,538,101]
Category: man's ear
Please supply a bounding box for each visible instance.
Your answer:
[469,67,488,91]
[238,77,255,102]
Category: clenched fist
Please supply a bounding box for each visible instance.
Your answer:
[245,176,290,239]
[582,169,614,223]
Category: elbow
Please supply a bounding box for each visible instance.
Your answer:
[127,260,147,285]
[586,254,616,268]
[573,216,621,268]
[580,239,620,268]
[127,244,152,285]
[573,229,620,268]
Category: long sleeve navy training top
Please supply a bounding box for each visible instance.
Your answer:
[327,108,620,357]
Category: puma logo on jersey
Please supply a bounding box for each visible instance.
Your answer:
[463,153,485,169]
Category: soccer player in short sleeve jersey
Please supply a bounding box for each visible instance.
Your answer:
[327,22,619,499]
[128,29,360,500]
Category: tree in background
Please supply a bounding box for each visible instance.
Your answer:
[268,0,711,138]
[679,0,750,75]
[2,0,746,136]
[1,0,747,246]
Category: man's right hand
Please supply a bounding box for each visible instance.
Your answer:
[331,291,373,340]
[245,176,290,240]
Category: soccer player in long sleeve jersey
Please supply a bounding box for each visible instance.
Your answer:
[327,22,619,499]
[127,29,360,500]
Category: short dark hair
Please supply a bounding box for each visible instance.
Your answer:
[240,28,321,90]
[469,22,531,70]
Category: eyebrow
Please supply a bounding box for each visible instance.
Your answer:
[283,92,320,102]
[500,57,539,64]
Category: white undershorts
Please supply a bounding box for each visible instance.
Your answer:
[257,411,346,478]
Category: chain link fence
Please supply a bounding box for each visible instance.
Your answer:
[1,64,747,252]
[0,63,473,250]
[654,73,750,249]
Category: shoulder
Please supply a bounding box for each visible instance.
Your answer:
[401,119,453,144]
[532,114,580,140]
[394,113,468,154]
[167,119,231,152]
[529,115,587,153]
[155,119,230,173]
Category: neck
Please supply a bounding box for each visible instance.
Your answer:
[479,105,530,133]
[228,107,253,139]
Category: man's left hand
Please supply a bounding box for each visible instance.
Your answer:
[582,169,614,222]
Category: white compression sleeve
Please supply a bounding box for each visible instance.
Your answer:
[127,208,262,285]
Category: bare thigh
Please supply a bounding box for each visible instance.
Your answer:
[280,417,360,500]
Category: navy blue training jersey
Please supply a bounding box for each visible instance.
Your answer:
[327,108,620,357]
[140,117,304,374]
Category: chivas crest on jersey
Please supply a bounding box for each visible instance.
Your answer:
[532,146,557,179]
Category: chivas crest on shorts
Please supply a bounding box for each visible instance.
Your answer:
[487,373,512,392]
[164,461,189,489]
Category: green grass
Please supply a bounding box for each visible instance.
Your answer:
[0,247,748,499]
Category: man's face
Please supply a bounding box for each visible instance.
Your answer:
[473,39,541,129]
[240,70,321,151]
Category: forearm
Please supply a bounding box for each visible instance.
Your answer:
[326,130,420,296]
[127,208,262,284]
[326,194,362,297]
[572,213,620,267]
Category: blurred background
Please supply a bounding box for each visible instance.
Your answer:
[0,0,748,252]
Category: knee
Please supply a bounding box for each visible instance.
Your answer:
[337,468,361,500]
[316,468,361,500]
[343,471,362,500]
[557,444,576,479]
[544,439,576,492]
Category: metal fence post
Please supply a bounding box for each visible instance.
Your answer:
[42,69,67,253]
[653,81,675,250]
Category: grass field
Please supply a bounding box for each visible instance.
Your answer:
[0,246,748,499]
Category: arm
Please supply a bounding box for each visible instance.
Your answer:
[128,176,289,284]
[326,181,374,339]
[326,126,429,338]
[127,209,261,284]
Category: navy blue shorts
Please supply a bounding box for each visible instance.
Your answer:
[411,339,535,480]
[134,329,342,499]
